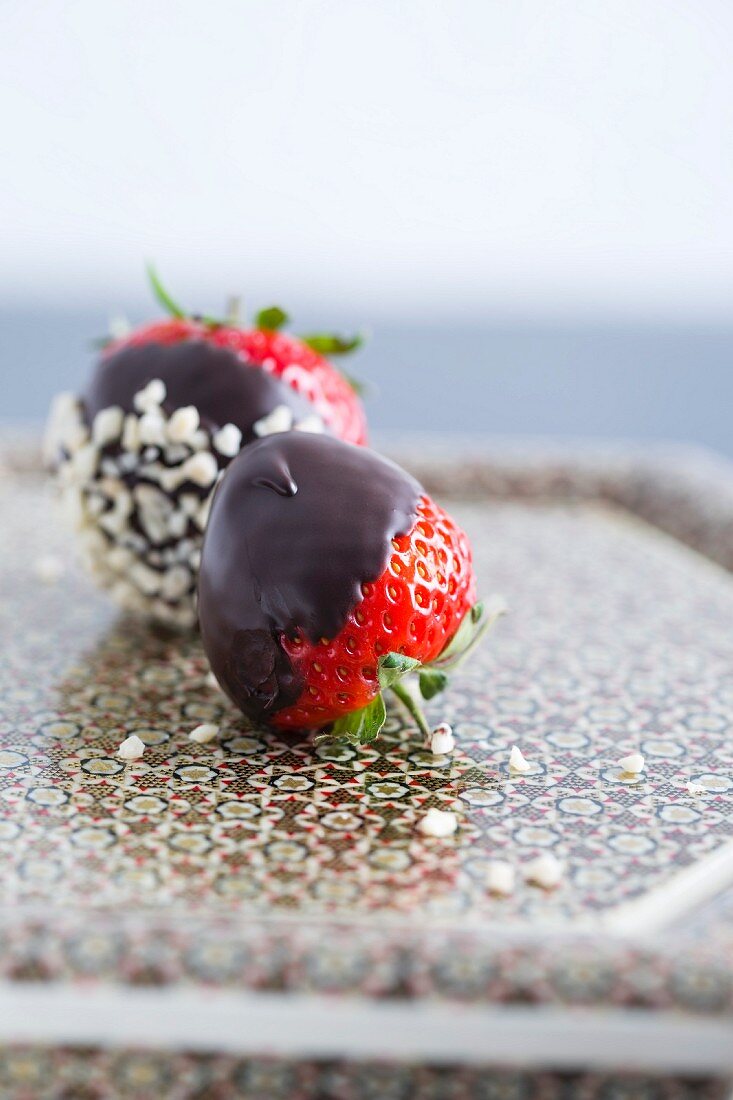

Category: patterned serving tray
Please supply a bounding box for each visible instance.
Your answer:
[1,437,733,1072]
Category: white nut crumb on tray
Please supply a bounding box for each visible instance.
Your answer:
[687,780,707,796]
[189,723,220,744]
[525,853,563,889]
[117,734,146,761]
[486,860,515,896]
[618,752,645,774]
[509,745,531,773]
[418,807,458,837]
[428,723,455,755]
[34,556,65,584]
[205,671,222,692]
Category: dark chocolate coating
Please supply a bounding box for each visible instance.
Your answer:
[84,340,317,440]
[198,433,422,722]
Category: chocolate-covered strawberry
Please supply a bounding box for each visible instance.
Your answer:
[46,270,367,628]
[198,433,501,742]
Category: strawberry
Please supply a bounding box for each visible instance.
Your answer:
[46,268,367,628]
[198,433,503,742]
[99,268,368,446]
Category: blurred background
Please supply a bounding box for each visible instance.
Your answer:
[1,0,732,455]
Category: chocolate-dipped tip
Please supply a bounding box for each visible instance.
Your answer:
[83,339,320,440]
[198,433,422,723]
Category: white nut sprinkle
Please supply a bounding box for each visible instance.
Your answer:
[525,853,564,889]
[167,405,200,444]
[117,734,146,761]
[121,415,141,452]
[618,752,645,775]
[213,423,242,457]
[160,565,191,601]
[179,493,200,517]
[509,745,532,773]
[165,443,190,464]
[98,509,128,537]
[418,808,458,837]
[190,429,210,451]
[253,404,294,437]
[62,422,90,455]
[194,495,212,531]
[158,466,185,493]
[34,555,65,584]
[294,415,325,434]
[189,723,219,744]
[687,780,707,797]
[182,451,219,488]
[107,546,134,571]
[167,511,189,540]
[129,562,162,595]
[71,442,98,482]
[138,412,167,447]
[61,486,84,529]
[92,406,124,447]
[43,391,81,463]
[134,483,173,514]
[133,378,166,413]
[100,457,121,478]
[205,671,222,692]
[429,723,455,755]
[486,860,515,896]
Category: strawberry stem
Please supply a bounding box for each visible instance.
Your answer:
[389,680,431,739]
[225,296,242,327]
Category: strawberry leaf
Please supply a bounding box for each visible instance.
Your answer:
[255,306,289,331]
[147,263,187,319]
[378,652,421,691]
[431,598,507,671]
[301,332,363,356]
[418,668,448,700]
[321,693,387,746]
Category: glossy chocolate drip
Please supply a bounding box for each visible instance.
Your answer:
[198,434,422,722]
[84,340,317,439]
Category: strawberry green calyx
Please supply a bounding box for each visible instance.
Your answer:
[301,333,364,356]
[430,597,507,671]
[144,267,367,396]
[318,599,506,747]
[146,264,221,328]
[147,263,186,319]
[328,693,386,746]
[301,334,367,396]
[254,306,290,331]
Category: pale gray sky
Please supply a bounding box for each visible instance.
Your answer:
[1,0,732,319]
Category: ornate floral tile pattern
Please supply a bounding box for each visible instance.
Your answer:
[0,1047,728,1100]
[2,473,733,1011]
